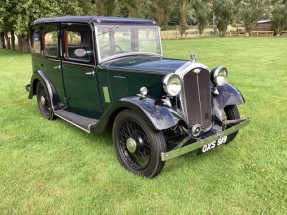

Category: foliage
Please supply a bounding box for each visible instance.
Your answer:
[96,0,116,16]
[1,0,287,52]
[150,0,177,30]
[1,37,287,213]
[239,0,270,36]
[192,0,210,35]
[0,0,95,52]
[271,3,287,35]
[117,0,149,18]
[213,0,235,36]
[178,0,191,37]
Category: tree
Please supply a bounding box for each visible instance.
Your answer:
[272,3,287,35]
[178,0,191,38]
[192,0,210,35]
[213,0,235,36]
[96,0,116,16]
[0,0,19,50]
[0,0,95,52]
[150,0,177,30]
[239,0,270,36]
[118,0,149,18]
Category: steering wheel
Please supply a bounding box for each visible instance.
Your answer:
[101,44,123,52]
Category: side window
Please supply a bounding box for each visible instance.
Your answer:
[43,26,58,57]
[31,28,41,54]
[63,24,93,62]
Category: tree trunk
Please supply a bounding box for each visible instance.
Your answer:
[18,34,30,52]
[11,30,16,50]
[4,31,11,49]
[18,35,23,52]
[23,35,30,52]
[0,32,5,48]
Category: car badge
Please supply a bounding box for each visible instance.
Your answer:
[193,68,201,74]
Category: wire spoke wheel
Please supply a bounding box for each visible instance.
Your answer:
[113,110,166,178]
[119,121,151,170]
[223,105,240,143]
[36,81,55,120]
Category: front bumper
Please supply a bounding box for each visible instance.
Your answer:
[161,116,251,161]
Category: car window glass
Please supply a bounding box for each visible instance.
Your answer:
[96,25,161,62]
[43,26,58,57]
[63,25,93,62]
[32,29,41,54]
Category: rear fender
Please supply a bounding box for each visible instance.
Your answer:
[28,70,60,110]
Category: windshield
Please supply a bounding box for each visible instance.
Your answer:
[95,25,162,62]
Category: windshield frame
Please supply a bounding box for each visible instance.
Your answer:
[94,23,163,63]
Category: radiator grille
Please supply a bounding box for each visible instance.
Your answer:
[182,68,212,129]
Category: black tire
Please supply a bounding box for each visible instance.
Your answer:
[112,110,166,178]
[36,81,56,120]
[224,105,240,143]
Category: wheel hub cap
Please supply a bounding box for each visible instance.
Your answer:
[40,96,46,106]
[126,138,137,153]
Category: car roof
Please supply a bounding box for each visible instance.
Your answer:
[33,16,158,26]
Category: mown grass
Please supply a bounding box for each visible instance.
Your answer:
[0,37,287,214]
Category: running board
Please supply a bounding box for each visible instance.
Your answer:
[54,110,98,133]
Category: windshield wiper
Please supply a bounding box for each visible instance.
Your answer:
[97,25,119,36]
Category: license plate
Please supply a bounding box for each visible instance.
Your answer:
[197,136,228,155]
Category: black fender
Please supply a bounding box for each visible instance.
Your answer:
[212,83,245,121]
[91,96,180,133]
[28,70,62,110]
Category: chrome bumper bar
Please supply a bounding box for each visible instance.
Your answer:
[161,116,251,161]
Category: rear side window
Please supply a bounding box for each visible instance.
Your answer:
[63,24,93,62]
[31,29,41,54]
[43,26,58,57]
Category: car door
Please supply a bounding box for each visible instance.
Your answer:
[61,23,103,119]
[32,24,66,105]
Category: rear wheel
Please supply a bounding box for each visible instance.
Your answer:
[36,81,55,120]
[223,105,240,143]
[112,110,166,178]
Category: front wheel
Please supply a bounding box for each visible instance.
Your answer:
[224,105,240,143]
[112,110,166,178]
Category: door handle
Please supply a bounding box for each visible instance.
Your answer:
[85,71,95,76]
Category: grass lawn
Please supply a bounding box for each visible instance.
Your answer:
[0,37,287,214]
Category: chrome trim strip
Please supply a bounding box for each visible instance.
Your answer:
[61,61,94,67]
[161,116,251,161]
[99,52,162,64]
[54,113,91,133]
[196,73,203,125]
[175,61,210,126]
[175,61,209,78]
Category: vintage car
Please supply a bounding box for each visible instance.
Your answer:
[26,16,250,178]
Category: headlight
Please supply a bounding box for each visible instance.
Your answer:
[163,74,182,96]
[211,66,228,86]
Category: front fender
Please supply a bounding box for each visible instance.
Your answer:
[212,83,245,120]
[91,96,180,133]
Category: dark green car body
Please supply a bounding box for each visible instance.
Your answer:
[27,16,250,178]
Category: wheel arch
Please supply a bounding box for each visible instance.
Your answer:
[28,70,59,110]
[212,83,245,121]
[91,96,181,133]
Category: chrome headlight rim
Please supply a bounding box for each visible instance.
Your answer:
[211,66,228,86]
[163,73,182,97]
